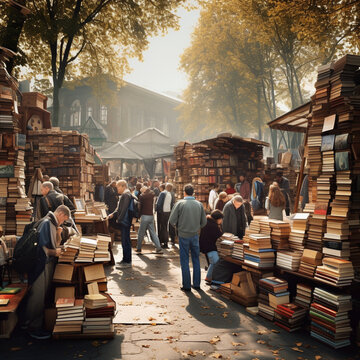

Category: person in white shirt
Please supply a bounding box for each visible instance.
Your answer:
[208,184,219,211]
[156,183,175,248]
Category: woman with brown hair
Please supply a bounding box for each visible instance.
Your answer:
[265,182,286,220]
[215,192,228,211]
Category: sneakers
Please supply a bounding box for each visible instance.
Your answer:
[116,262,132,269]
[156,248,164,254]
[135,249,142,254]
[28,329,51,340]
[180,287,191,292]
[192,286,201,291]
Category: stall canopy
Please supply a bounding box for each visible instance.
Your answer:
[267,102,311,133]
[123,128,173,159]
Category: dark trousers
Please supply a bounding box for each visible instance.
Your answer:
[120,224,132,264]
[158,212,170,245]
[169,223,176,243]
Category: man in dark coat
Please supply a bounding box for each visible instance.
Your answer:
[104,180,119,215]
[222,195,247,239]
[39,182,75,218]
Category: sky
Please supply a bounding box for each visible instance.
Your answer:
[124,6,200,99]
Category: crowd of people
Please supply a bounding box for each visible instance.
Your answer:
[16,170,294,340]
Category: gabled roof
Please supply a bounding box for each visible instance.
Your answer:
[123,128,174,159]
[82,116,108,140]
[98,141,142,160]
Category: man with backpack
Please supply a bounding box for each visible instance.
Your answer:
[23,205,71,340]
[108,180,137,269]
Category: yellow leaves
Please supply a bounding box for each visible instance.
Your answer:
[232,342,245,347]
[209,335,221,344]
[291,347,303,353]
[221,312,229,318]
[210,353,222,359]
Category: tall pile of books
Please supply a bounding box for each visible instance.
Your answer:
[288,213,309,251]
[58,235,81,263]
[172,135,267,208]
[295,283,313,309]
[231,236,243,260]
[218,236,234,258]
[276,250,302,271]
[76,237,98,262]
[306,208,327,252]
[244,234,275,268]
[274,303,307,332]
[25,129,95,199]
[310,287,352,348]
[314,257,354,286]
[94,234,111,262]
[0,52,33,235]
[258,277,289,321]
[269,220,290,249]
[323,216,350,259]
[53,297,84,335]
[259,217,271,235]
[298,249,322,277]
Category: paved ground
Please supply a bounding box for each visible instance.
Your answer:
[1,242,360,360]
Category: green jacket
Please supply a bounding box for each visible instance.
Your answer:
[169,196,207,238]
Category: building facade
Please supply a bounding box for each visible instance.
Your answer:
[57,80,183,148]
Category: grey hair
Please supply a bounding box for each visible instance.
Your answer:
[49,176,60,187]
[232,195,243,203]
[54,205,71,218]
[116,179,128,188]
[42,181,54,190]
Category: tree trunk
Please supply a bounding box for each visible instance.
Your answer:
[1,0,27,74]
[52,82,60,127]
[256,82,262,140]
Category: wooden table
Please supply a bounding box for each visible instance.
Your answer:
[0,283,28,338]
[75,217,109,235]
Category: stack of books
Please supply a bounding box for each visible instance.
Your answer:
[310,287,352,348]
[76,237,98,262]
[259,217,271,235]
[276,250,302,271]
[314,257,354,286]
[269,220,290,249]
[82,317,114,335]
[306,210,327,252]
[274,303,307,332]
[258,277,289,321]
[323,216,350,259]
[288,213,309,251]
[53,298,84,334]
[298,249,322,277]
[231,236,243,260]
[295,283,313,309]
[244,234,275,268]
[84,293,108,309]
[330,171,351,217]
[218,238,234,258]
[94,234,111,262]
[58,236,81,263]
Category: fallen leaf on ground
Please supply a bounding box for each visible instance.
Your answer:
[295,342,303,347]
[91,341,100,347]
[271,329,280,333]
[210,353,222,359]
[193,350,206,356]
[102,340,108,344]
[142,345,150,348]
[148,317,156,321]
[209,336,221,344]
[145,301,154,305]
[216,305,225,309]
[257,340,266,344]
[125,277,135,281]
[292,347,303,353]
[163,295,168,298]
[221,312,229,318]
[150,323,157,326]
[232,332,239,336]
[315,356,322,360]
[201,306,210,309]
[257,330,267,335]
[232,342,244,347]
[272,350,279,355]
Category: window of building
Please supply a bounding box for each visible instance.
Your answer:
[100,105,108,125]
[87,106,93,118]
[70,99,81,127]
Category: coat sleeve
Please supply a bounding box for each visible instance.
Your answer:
[222,205,230,233]
[117,193,131,223]
[40,197,50,218]
[63,195,76,214]
[200,206,207,228]
[156,192,165,213]
[169,202,180,227]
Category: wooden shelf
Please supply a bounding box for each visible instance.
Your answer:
[223,256,274,272]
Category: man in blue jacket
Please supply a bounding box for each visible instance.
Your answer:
[24,205,71,340]
[169,184,207,292]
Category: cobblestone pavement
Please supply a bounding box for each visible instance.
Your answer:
[1,242,360,360]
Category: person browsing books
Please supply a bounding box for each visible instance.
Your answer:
[265,182,286,221]
[222,195,247,239]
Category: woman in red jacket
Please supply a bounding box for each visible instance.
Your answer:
[199,210,224,283]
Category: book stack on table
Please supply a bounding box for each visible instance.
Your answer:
[314,257,354,286]
[231,236,243,260]
[274,303,307,332]
[323,216,350,259]
[259,217,271,235]
[298,249,323,277]
[288,213,310,251]
[218,236,234,258]
[244,234,275,268]
[258,277,289,321]
[76,237,97,262]
[53,298,84,335]
[94,234,111,262]
[294,283,313,309]
[269,220,290,249]
[310,287,352,348]
[276,250,302,271]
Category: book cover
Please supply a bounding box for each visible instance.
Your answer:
[335,151,350,171]
[321,135,335,152]
[335,134,350,150]
[0,287,21,294]
[322,114,336,132]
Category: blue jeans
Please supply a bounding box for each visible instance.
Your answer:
[206,250,219,280]
[137,215,161,250]
[179,235,200,289]
[120,225,132,264]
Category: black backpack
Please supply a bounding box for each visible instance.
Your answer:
[128,196,140,220]
[12,219,44,274]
